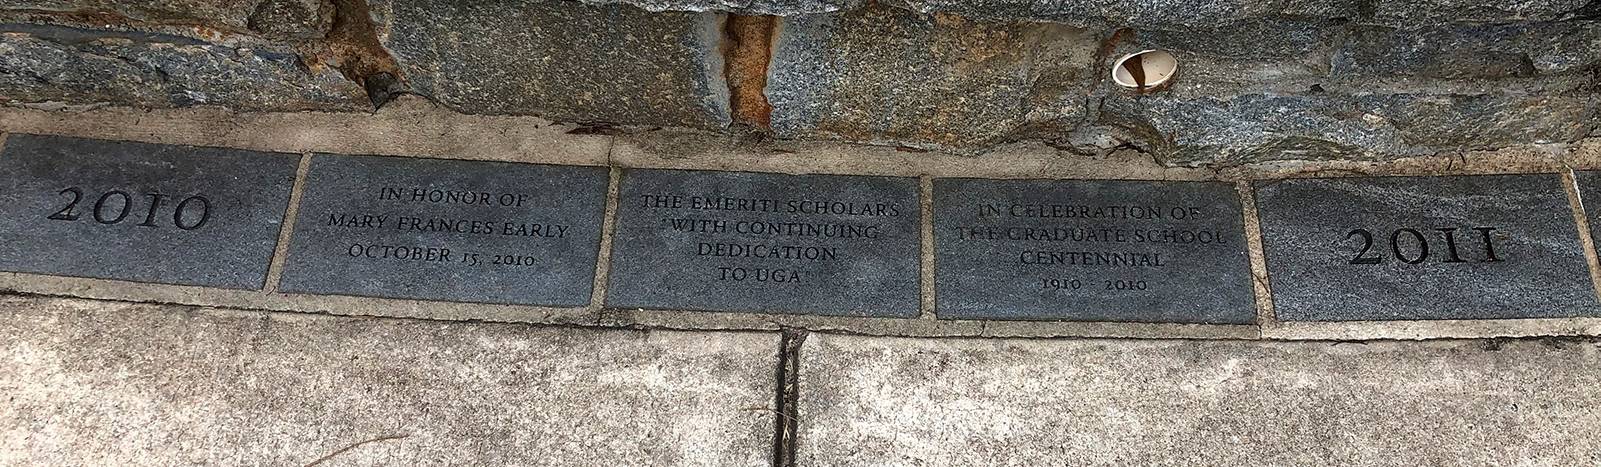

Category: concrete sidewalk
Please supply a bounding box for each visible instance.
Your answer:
[5,294,1601,465]
[799,334,1601,465]
[0,296,778,466]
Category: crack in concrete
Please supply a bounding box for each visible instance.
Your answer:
[301,433,409,466]
[771,328,807,467]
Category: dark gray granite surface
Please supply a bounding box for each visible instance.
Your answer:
[606,169,920,317]
[0,134,297,289]
[934,178,1255,323]
[279,154,608,306]
[1256,174,1598,321]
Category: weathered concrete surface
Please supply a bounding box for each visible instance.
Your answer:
[799,333,1601,465]
[0,24,365,111]
[0,296,777,465]
[369,0,730,128]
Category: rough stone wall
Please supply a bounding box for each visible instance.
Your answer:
[0,0,1596,165]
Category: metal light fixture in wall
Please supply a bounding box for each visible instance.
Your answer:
[1112,50,1177,92]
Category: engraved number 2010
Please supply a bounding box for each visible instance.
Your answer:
[48,187,211,230]
[1344,227,1502,265]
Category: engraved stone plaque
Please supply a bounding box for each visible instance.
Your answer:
[0,134,298,289]
[279,154,608,306]
[606,169,920,317]
[933,178,1255,323]
[1256,174,1599,321]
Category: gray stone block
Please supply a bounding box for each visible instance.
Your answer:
[1353,93,1596,151]
[1096,92,1598,166]
[363,0,1595,26]
[882,0,1591,26]
[606,169,921,317]
[576,0,860,15]
[280,154,609,306]
[768,5,1096,151]
[1095,94,1382,165]
[1332,23,1601,80]
[1255,174,1599,321]
[881,0,1355,28]
[1077,19,1599,166]
[1135,18,1340,59]
[369,0,730,128]
[1367,0,1592,25]
[0,295,778,465]
[0,24,366,111]
[0,0,333,39]
[0,134,298,289]
[799,333,1601,465]
[765,7,1597,162]
[933,178,1255,323]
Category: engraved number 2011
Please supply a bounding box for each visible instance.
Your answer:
[1344,227,1502,265]
[48,187,211,230]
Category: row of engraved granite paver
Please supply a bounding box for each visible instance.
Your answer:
[1,133,1598,324]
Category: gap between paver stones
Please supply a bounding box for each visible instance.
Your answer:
[1561,169,1601,304]
[589,166,625,311]
[264,152,314,293]
[1237,179,1278,326]
[919,175,937,320]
